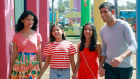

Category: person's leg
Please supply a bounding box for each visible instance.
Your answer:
[49,68,58,79]
[104,63,119,79]
[58,68,70,79]
[119,67,133,79]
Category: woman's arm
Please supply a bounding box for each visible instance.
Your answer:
[10,42,18,75]
[70,54,75,74]
[72,43,81,79]
[39,56,51,78]
[36,42,42,71]
[96,42,101,61]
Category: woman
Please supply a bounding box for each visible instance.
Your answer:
[10,11,42,79]
[72,23,101,79]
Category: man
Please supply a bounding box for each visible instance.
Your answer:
[99,2,137,79]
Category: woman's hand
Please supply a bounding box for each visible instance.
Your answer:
[99,65,105,77]
[72,74,77,79]
[9,69,12,79]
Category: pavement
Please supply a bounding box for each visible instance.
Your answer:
[41,38,136,79]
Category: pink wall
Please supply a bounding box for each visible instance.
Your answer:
[5,1,15,78]
[27,0,37,15]
[39,0,50,61]
[0,0,15,79]
[0,0,7,78]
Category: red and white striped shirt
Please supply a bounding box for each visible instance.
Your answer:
[44,40,76,69]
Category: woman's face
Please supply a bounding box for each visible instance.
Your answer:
[22,15,34,29]
[51,26,64,40]
[84,25,93,39]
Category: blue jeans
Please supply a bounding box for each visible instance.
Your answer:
[49,68,70,79]
[104,63,133,79]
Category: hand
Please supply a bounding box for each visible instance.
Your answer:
[110,56,124,67]
[99,66,105,77]
[9,68,12,79]
[9,71,12,79]
[9,74,11,79]
[39,71,42,79]
[72,74,77,79]
[39,75,41,79]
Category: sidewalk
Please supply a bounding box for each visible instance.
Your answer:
[41,38,136,79]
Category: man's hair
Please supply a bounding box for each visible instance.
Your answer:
[99,2,115,12]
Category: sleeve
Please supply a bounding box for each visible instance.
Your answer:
[100,29,106,56]
[37,33,42,43]
[12,34,17,43]
[123,22,138,53]
[68,43,76,55]
[44,43,52,56]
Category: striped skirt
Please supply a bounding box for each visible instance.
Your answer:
[11,52,40,79]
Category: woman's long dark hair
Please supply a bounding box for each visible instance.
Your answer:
[50,23,66,42]
[79,23,97,52]
[15,11,38,33]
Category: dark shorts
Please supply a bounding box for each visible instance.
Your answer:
[104,63,133,79]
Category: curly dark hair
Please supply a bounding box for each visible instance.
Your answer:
[15,11,38,32]
[50,23,66,42]
[79,23,97,52]
[99,2,115,12]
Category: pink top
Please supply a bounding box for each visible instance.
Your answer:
[12,31,42,53]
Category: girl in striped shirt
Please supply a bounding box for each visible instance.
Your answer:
[40,23,76,79]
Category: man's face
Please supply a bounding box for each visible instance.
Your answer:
[100,7,113,23]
